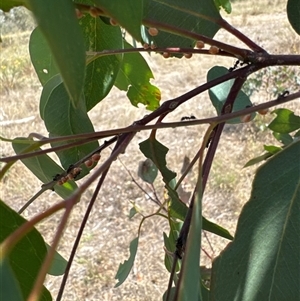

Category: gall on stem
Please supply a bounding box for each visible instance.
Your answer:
[209,45,219,54]
[148,27,159,36]
[196,40,205,49]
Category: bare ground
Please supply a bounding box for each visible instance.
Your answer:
[1,2,300,300]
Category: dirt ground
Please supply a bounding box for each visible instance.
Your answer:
[1,1,300,300]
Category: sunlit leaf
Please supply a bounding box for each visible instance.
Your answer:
[287,0,300,35]
[207,66,255,124]
[202,217,233,240]
[268,108,300,133]
[114,41,161,110]
[214,0,232,13]
[244,153,273,168]
[129,207,138,219]
[273,132,294,146]
[263,144,282,154]
[92,0,143,41]
[27,0,86,107]
[12,137,78,199]
[0,200,52,301]
[115,237,139,287]
[211,140,300,300]
[294,129,300,137]
[0,0,26,12]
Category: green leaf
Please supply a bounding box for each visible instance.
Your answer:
[27,0,86,107]
[139,138,176,183]
[201,281,210,301]
[115,237,139,287]
[79,14,123,111]
[163,232,175,273]
[40,74,63,120]
[175,189,202,301]
[34,14,123,112]
[207,66,255,124]
[168,187,188,221]
[273,132,294,146]
[46,244,67,276]
[140,138,183,220]
[244,153,273,168]
[268,108,300,133]
[137,158,158,184]
[163,220,182,273]
[0,258,24,301]
[0,0,26,12]
[92,0,143,41]
[211,140,300,301]
[114,41,161,111]
[263,144,282,154]
[202,217,233,240]
[129,206,138,219]
[294,129,300,137]
[29,27,60,86]
[12,138,77,199]
[214,0,232,14]
[287,0,300,35]
[163,287,176,301]
[139,137,232,240]
[143,0,221,56]
[0,200,52,301]
[42,82,99,178]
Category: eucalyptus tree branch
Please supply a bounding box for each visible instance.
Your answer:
[171,123,215,300]
[75,2,253,59]
[18,186,49,214]
[86,47,235,64]
[143,19,252,60]
[218,18,267,53]
[1,88,297,168]
[0,65,255,165]
[169,76,248,299]
[202,76,248,191]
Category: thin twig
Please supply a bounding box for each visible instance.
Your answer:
[1,89,298,168]
[117,156,165,210]
[56,168,110,301]
[218,18,267,53]
[28,202,75,301]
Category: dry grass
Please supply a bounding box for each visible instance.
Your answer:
[1,1,300,300]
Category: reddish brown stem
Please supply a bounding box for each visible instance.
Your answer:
[218,18,267,53]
